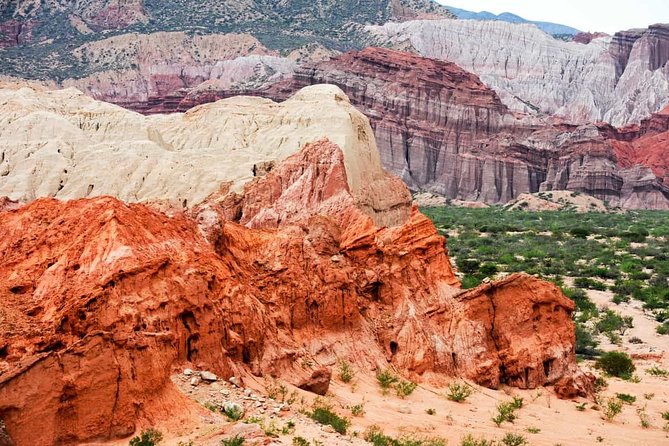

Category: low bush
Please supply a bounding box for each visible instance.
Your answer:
[309,402,350,434]
[221,435,245,446]
[603,398,623,421]
[501,433,528,446]
[376,369,399,394]
[595,351,635,378]
[395,380,417,398]
[446,382,473,402]
[616,393,636,404]
[338,360,355,383]
[460,434,495,446]
[130,429,163,446]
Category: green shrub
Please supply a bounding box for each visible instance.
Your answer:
[395,380,417,398]
[595,310,634,335]
[338,360,355,383]
[603,398,623,421]
[446,382,473,402]
[596,351,635,378]
[376,369,399,394]
[221,435,245,446]
[292,437,310,446]
[350,403,365,416]
[616,393,636,404]
[492,401,517,426]
[309,403,350,434]
[646,366,669,377]
[129,429,163,446]
[501,433,528,446]
[460,434,495,446]
[662,411,669,420]
[223,405,244,421]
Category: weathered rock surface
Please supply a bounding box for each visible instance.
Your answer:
[262,48,669,209]
[0,139,580,445]
[61,32,296,110]
[297,367,332,396]
[0,83,408,225]
[366,20,669,126]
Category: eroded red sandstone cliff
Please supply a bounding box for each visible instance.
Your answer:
[0,140,583,445]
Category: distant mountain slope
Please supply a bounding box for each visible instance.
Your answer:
[0,0,453,80]
[444,5,580,36]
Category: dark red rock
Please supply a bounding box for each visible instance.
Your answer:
[297,367,332,395]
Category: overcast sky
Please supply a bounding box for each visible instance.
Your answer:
[437,1,669,34]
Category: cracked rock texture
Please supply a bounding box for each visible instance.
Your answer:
[0,139,582,445]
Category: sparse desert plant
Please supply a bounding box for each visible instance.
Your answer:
[309,402,350,434]
[292,437,310,446]
[129,428,163,446]
[637,406,650,428]
[364,425,394,446]
[594,376,608,392]
[662,411,669,421]
[460,434,495,446]
[603,398,623,421]
[510,396,524,409]
[221,435,245,446]
[204,401,218,413]
[576,402,587,411]
[395,379,417,398]
[446,382,473,402]
[646,365,669,377]
[223,404,244,421]
[501,433,528,446]
[644,393,655,400]
[426,408,436,415]
[376,369,399,394]
[338,360,355,383]
[526,426,541,434]
[616,393,636,404]
[595,351,635,378]
[492,401,517,426]
[281,420,295,435]
[177,441,194,446]
[350,403,365,417]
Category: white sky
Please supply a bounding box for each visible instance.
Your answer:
[437,0,669,34]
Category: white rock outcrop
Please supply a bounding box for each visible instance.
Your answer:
[0,83,409,224]
[367,19,669,126]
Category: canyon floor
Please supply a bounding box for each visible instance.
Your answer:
[92,283,668,446]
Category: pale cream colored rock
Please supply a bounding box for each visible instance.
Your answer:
[0,83,408,225]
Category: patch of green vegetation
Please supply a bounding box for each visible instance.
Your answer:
[363,425,447,446]
[422,207,669,319]
[376,369,399,395]
[615,393,636,404]
[338,360,355,383]
[129,429,163,446]
[446,382,474,402]
[221,435,245,446]
[596,351,636,379]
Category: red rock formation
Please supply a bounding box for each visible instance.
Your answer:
[0,140,582,445]
[572,32,609,44]
[112,47,669,209]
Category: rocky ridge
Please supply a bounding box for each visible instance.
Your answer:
[0,137,585,445]
[263,48,669,209]
[367,20,669,126]
[0,83,410,225]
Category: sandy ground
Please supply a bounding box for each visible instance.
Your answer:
[99,284,668,446]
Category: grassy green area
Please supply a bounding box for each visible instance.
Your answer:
[421,206,669,344]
